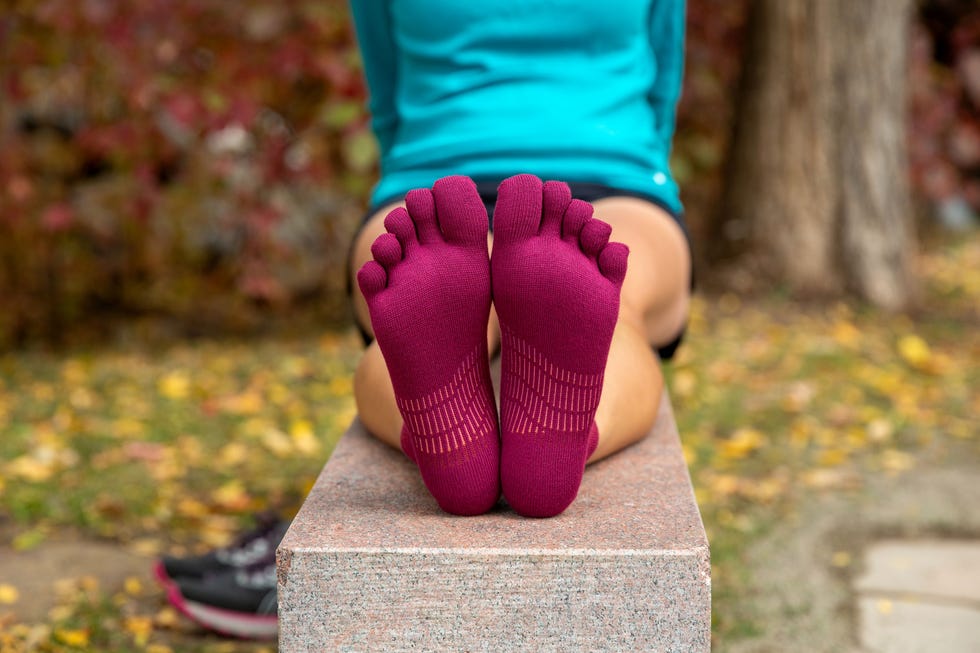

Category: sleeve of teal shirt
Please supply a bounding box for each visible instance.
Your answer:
[648,0,686,157]
[349,0,398,159]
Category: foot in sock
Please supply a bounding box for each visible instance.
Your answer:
[357,176,500,516]
[491,174,628,517]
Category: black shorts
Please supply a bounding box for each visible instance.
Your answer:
[348,179,693,360]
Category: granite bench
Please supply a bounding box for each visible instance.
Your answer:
[277,393,710,652]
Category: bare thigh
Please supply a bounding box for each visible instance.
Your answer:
[590,197,691,347]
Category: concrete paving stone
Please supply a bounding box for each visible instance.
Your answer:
[277,394,710,652]
[855,539,980,603]
[858,596,980,653]
[722,467,980,653]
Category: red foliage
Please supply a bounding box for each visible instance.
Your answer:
[0,0,370,346]
[40,203,74,232]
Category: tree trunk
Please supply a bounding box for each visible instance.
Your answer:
[717,0,915,309]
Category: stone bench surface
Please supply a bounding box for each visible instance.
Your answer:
[278,394,710,652]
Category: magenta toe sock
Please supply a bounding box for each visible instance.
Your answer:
[357,176,500,516]
[491,174,628,518]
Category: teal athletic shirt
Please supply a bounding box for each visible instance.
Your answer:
[349,0,685,215]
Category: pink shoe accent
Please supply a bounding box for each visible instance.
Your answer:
[358,176,500,516]
[492,175,627,517]
[153,560,174,588]
[166,585,278,640]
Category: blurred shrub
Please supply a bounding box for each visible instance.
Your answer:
[675,0,980,238]
[0,0,371,347]
[0,0,752,348]
[673,0,748,244]
[910,0,980,229]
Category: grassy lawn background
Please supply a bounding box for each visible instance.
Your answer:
[0,235,977,652]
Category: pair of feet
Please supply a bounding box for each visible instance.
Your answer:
[358,174,628,517]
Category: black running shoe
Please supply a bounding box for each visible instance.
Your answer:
[154,514,289,586]
[167,558,278,640]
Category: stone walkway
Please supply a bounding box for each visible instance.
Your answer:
[855,540,980,653]
[724,465,980,653]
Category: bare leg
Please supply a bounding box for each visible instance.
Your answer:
[588,197,691,462]
[351,195,689,464]
[349,202,403,450]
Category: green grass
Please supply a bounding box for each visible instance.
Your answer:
[0,334,361,545]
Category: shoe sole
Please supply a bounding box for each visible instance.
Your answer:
[166,585,278,640]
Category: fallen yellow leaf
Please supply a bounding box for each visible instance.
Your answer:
[176,497,209,519]
[671,369,697,399]
[124,615,153,646]
[146,645,174,653]
[782,381,815,412]
[158,371,190,400]
[60,359,88,384]
[129,538,163,556]
[709,474,740,497]
[212,480,250,510]
[260,427,294,457]
[6,454,55,482]
[744,476,784,504]
[154,606,180,628]
[199,516,237,548]
[328,376,353,395]
[720,428,766,460]
[53,577,81,598]
[111,417,145,439]
[217,441,249,466]
[882,449,915,473]
[832,320,861,347]
[897,335,931,371]
[78,576,99,592]
[817,448,848,467]
[290,419,320,455]
[949,420,975,440]
[48,605,73,621]
[268,382,290,406]
[224,390,264,415]
[124,577,143,596]
[681,443,696,466]
[0,584,19,604]
[866,418,893,443]
[55,628,90,647]
[789,419,812,449]
[12,528,47,552]
[802,468,861,490]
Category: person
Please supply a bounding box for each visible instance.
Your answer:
[349,0,692,518]
[158,0,691,636]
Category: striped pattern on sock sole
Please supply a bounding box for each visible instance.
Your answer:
[500,326,603,436]
[396,344,497,466]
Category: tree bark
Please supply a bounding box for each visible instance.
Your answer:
[717,0,915,309]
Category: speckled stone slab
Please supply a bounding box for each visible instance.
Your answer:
[277,394,710,652]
